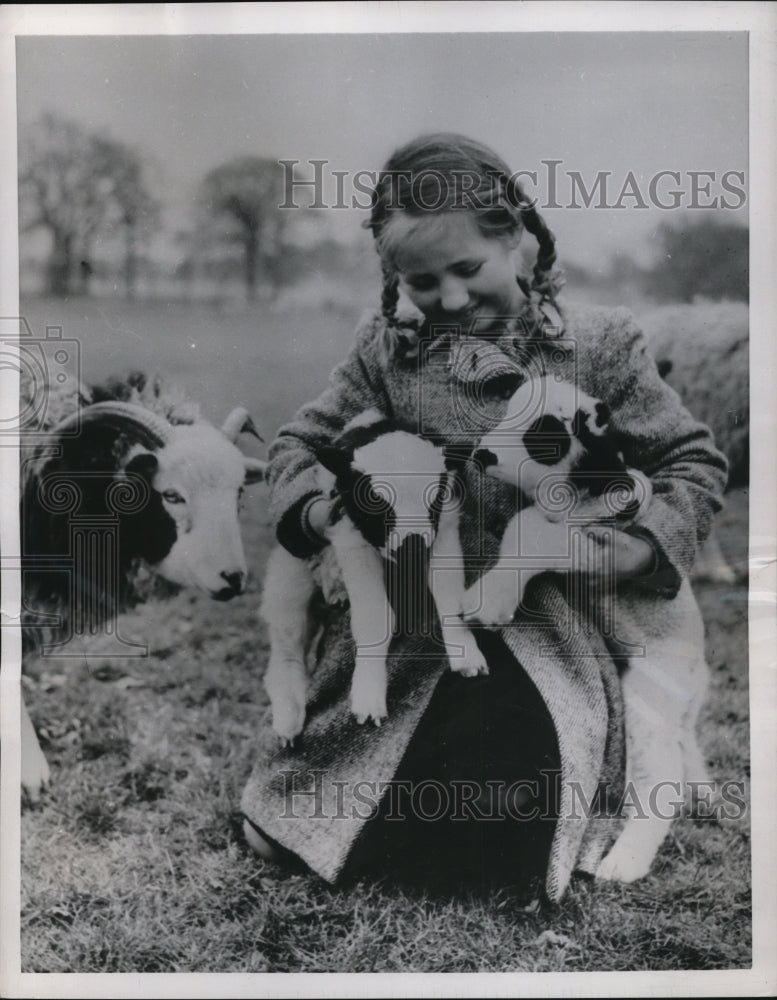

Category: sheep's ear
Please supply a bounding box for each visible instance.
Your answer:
[315,445,352,479]
[124,452,159,482]
[243,458,267,485]
[223,407,264,443]
[239,413,264,442]
[443,443,473,472]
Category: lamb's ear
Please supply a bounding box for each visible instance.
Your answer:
[124,452,159,482]
[315,445,353,479]
[443,443,473,472]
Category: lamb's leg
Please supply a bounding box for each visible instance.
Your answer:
[429,506,488,677]
[261,546,316,745]
[675,586,713,812]
[461,507,568,625]
[330,522,393,726]
[597,648,685,883]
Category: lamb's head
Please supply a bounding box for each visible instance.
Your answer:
[315,411,458,564]
[473,376,627,501]
[47,402,266,601]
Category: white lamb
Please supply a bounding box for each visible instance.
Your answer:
[261,410,487,745]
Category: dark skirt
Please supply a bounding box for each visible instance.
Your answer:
[247,629,560,896]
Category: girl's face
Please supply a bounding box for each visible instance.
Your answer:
[389,212,525,332]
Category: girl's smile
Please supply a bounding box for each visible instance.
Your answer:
[390,212,527,333]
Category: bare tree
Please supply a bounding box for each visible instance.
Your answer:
[198,157,287,301]
[644,218,748,303]
[19,113,159,297]
[92,135,160,298]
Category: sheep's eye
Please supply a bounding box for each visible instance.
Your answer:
[162,489,186,505]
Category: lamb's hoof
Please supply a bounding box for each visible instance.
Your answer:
[449,648,489,678]
[350,691,387,727]
[596,843,653,884]
[451,662,489,678]
[350,666,387,728]
[271,701,306,746]
[354,711,386,727]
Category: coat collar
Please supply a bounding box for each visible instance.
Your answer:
[408,303,572,386]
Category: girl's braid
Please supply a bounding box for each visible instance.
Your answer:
[380,263,400,326]
[506,176,561,299]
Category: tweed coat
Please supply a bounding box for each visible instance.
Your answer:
[242,300,728,901]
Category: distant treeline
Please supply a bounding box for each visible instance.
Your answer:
[563,218,748,305]
[19,113,748,305]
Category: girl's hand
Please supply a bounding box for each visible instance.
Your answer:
[306,496,336,542]
[573,526,657,582]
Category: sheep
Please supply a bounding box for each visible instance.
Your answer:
[261,409,487,745]
[639,300,748,487]
[640,301,747,584]
[20,370,267,798]
[460,376,711,883]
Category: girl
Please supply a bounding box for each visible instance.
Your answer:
[241,134,728,899]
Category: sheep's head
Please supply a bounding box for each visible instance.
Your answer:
[46,402,266,601]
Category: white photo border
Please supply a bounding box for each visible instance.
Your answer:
[1,3,775,997]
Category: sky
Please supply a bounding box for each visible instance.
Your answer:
[15,30,749,270]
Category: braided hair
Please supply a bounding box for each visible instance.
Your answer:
[364,133,564,341]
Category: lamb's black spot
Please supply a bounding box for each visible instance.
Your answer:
[473,448,498,469]
[443,444,472,472]
[315,445,353,480]
[523,415,571,465]
[571,427,629,496]
[427,473,451,534]
[338,470,396,550]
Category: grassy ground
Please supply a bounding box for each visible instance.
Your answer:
[18,295,751,972]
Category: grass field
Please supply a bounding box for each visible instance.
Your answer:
[18,295,751,973]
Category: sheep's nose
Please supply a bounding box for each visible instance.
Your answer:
[220,569,246,595]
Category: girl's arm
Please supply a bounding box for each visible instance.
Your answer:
[267,316,392,558]
[582,308,729,596]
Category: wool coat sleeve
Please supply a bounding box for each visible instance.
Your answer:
[267,315,393,558]
[581,307,729,597]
